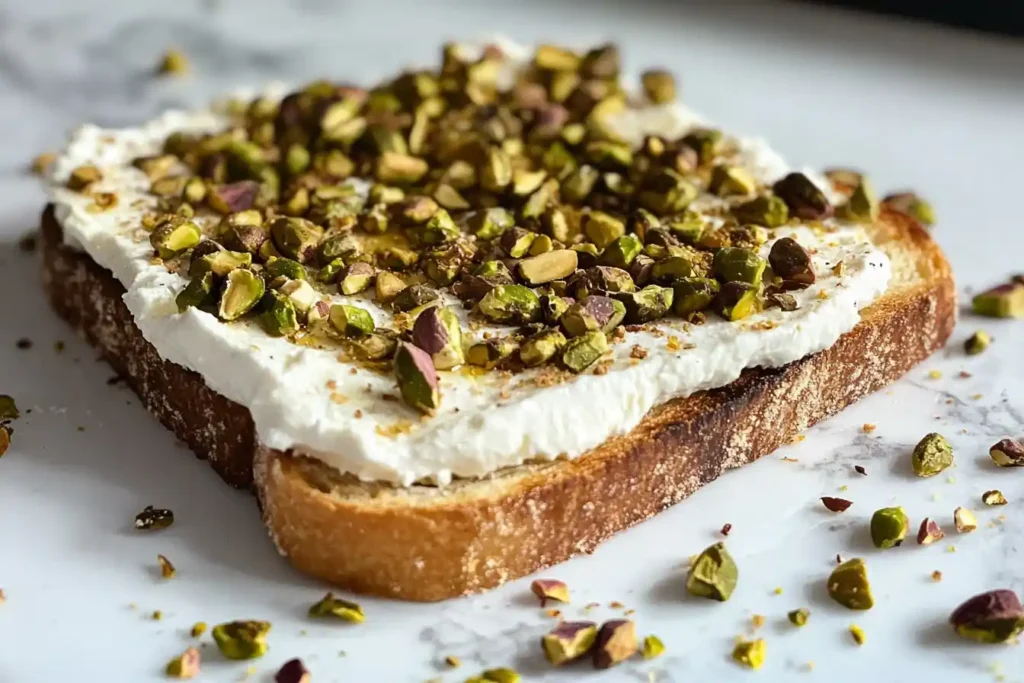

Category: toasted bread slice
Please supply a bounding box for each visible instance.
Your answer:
[41,203,955,601]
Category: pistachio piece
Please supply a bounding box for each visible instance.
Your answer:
[599,234,643,268]
[150,219,201,259]
[375,152,429,185]
[641,635,665,660]
[593,619,638,670]
[686,542,737,601]
[713,281,760,321]
[650,256,694,284]
[983,490,1008,506]
[672,277,719,316]
[393,284,440,313]
[640,69,675,104]
[568,265,636,298]
[67,164,103,191]
[917,518,945,545]
[265,257,306,282]
[217,269,265,321]
[479,285,541,324]
[165,647,201,679]
[339,262,375,295]
[772,172,832,220]
[964,330,991,355]
[480,668,520,683]
[561,330,609,373]
[396,196,440,225]
[347,332,398,361]
[274,658,310,683]
[528,233,554,256]
[308,592,365,623]
[466,337,518,369]
[732,195,789,228]
[539,296,572,327]
[469,207,515,240]
[0,426,9,458]
[134,505,174,531]
[412,307,464,370]
[520,329,568,367]
[839,179,880,223]
[990,438,1024,467]
[222,223,268,255]
[520,178,559,219]
[208,180,259,214]
[713,247,767,286]
[732,639,766,670]
[517,249,578,285]
[583,211,626,250]
[562,165,600,203]
[317,258,345,284]
[0,395,19,421]
[258,290,299,337]
[870,506,910,549]
[768,237,815,287]
[395,342,440,414]
[954,507,978,533]
[615,285,674,324]
[375,272,406,303]
[530,579,570,606]
[824,167,862,190]
[279,279,317,313]
[541,621,598,666]
[512,168,548,197]
[176,271,215,312]
[270,217,323,263]
[680,128,722,166]
[361,202,390,234]
[972,283,1024,318]
[883,191,935,227]
[950,590,1024,644]
[828,558,874,610]
[709,164,757,197]
[480,147,513,193]
[912,432,953,477]
[329,304,375,338]
[788,608,810,627]
[211,621,271,660]
[561,296,625,337]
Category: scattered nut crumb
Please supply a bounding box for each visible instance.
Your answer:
[861,423,876,433]
[546,608,561,618]
[958,370,972,379]
[854,465,867,476]
[30,152,56,176]
[152,610,163,620]
[444,655,460,668]
[928,370,942,379]
[751,614,765,629]
[15,338,32,350]
[849,624,866,645]
[931,570,942,582]
[630,344,648,360]
[190,622,207,637]
[157,49,189,76]
[157,554,176,579]
[720,523,732,536]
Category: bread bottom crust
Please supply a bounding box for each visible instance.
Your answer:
[41,205,955,600]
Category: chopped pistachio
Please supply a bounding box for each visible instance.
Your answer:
[686,542,737,601]
[672,277,719,316]
[680,128,722,166]
[561,296,625,337]
[308,592,365,623]
[839,178,880,223]
[175,272,215,313]
[964,330,991,355]
[530,579,570,605]
[561,330,609,373]
[641,634,665,659]
[466,337,518,369]
[713,247,766,286]
[275,658,311,683]
[479,285,541,324]
[883,191,936,226]
[640,69,675,104]
[395,342,440,413]
[541,621,598,666]
[269,217,322,263]
[583,211,626,250]
[870,506,910,549]
[469,206,515,240]
[732,195,789,228]
[67,164,102,191]
[150,219,201,259]
[917,518,945,545]
[411,307,464,370]
[954,507,978,533]
[339,262,375,295]
[217,269,265,321]
[329,304,375,338]
[788,608,810,627]
[828,558,874,610]
[731,639,765,670]
[982,490,1007,506]
[949,589,1024,644]
[600,234,643,268]
[165,647,200,679]
[190,622,207,638]
[615,286,673,324]
[593,619,638,669]
[912,432,953,477]
[258,290,299,337]
[520,329,568,367]
[0,395,18,421]
[713,281,760,321]
[772,172,832,220]
[374,271,406,303]
[849,624,866,646]
[709,164,757,197]
[990,438,1024,467]
[517,249,578,285]
[768,237,815,287]
[393,284,440,313]
[134,505,173,531]
[972,283,1024,318]
[480,668,520,683]
[211,621,271,660]
[375,152,428,184]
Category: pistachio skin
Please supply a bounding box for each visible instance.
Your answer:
[411,307,465,370]
[394,342,440,414]
[950,590,1024,644]
[990,438,1024,467]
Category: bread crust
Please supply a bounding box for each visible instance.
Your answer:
[41,204,955,601]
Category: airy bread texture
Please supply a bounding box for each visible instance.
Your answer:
[41,204,955,601]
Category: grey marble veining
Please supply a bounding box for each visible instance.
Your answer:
[1,1,1023,681]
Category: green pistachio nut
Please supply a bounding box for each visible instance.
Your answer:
[964,330,991,355]
[481,667,521,683]
[257,290,299,337]
[650,256,695,284]
[499,227,538,258]
[279,279,318,313]
[584,140,631,170]
[221,223,268,255]
[469,207,515,240]
[561,296,625,337]
[339,262,375,295]
[375,152,429,185]
[308,592,365,623]
[615,285,674,324]
[433,183,470,211]
[567,266,636,298]
[839,179,880,223]
[713,281,760,321]
[361,202,390,234]
[628,209,661,244]
[511,168,547,197]
[827,558,874,610]
[773,172,832,220]
[207,180,260,214]
[883,191,936,226]
[395,342,441,414]
[150,219,201,259]
[264,256,306,282]
[666,212,704,244]
[713,247,767,286]
[393,284,440,313]
[732,195,789,228]
[870,506,910,549]
[950,590,1024,644]
[583,211,626,250]
[635,169,698,215]
[561,330,609,373]
[394,196,439,226]
[347,332,398,361]
[520,179,560,220]
[534,44,580,71]
[561,165,600,203]
[211,621,271,660]
[541,294,573,325]
[686,541,738,601]
[912,432,953,477]
[479,285,541,324]
[732,639,766,670]
[421,208,461,246]
[480,147,513,193]
[680,128,723,166]
[520,329,568,367]
[600,234,643,268]
[175,272,215,312]
[768,237,815,287]
[517,249,578,285]
[374,271,406,303]
[329,304,375,338]
[217,269,265,321]
[317,258,346,284]
[972,283,1024,318]
[709,164,757,197]
[378,246,420,271]
[541,621,599,666]
[670,277,718,317]
[411,307,465,370]
[466,337,518,369]
[270,216,323,263]
[641,69,676,104]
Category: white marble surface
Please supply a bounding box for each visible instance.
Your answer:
[1,1,1023,681]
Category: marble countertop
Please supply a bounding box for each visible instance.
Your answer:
[1,0,1023,680]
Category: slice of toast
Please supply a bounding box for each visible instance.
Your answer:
[41,202,955,601]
